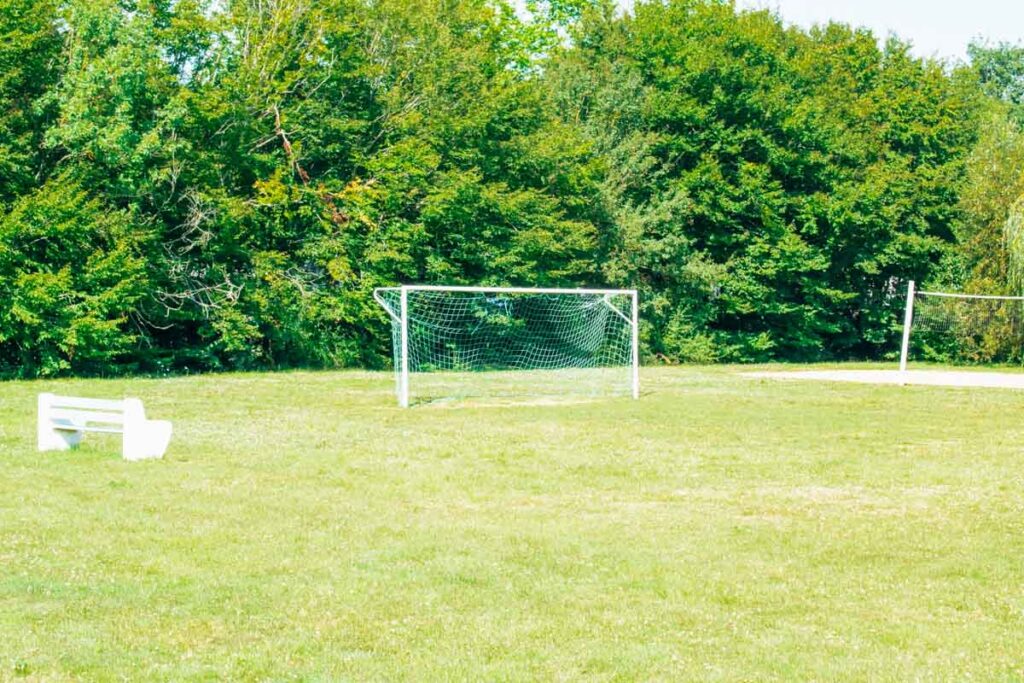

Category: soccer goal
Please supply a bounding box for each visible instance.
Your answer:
[899,280,1024,371]
[373,285,640,406]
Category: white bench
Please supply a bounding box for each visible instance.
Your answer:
[37,393,172,461]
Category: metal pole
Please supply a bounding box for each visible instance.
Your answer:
[915,290,1024,301]
[400,286,410,407]
[899,279,915,379]
[631,290,640,399]
[402,284,635,296]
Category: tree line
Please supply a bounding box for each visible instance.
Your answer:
[1,0,1022,377]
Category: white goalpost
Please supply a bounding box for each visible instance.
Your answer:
[374,285,640,406]
[900,280,1024,374]
[745,280,1024,391]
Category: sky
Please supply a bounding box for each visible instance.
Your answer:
[732,0,1024,62]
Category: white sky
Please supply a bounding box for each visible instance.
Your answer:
[518,1,1024,63]
[734,0,1024,62]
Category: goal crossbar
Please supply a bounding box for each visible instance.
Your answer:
[376,284,637,296]
[917,290,1024,301]
[374,285,637,326]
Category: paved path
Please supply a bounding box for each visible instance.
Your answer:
[745,369,1024,390]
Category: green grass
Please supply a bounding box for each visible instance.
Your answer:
[3,365,1024,680]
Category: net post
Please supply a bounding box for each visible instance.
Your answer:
[399,285,410,407]
[631,290,640,399]
[899,279,915,382]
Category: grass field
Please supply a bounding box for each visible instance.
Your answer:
[3,365,1024,680]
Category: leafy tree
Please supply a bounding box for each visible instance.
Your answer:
[0,0,62,205]
[956,105,1024,293]
[959,43,1024,297]
[968,41,1024,125]
[0,179,149,376]
[547,0,978,361]
[0,0,996,375]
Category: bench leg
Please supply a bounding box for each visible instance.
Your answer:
[123,400,172,460]
[123,420,173,461]
[38,393,84,452]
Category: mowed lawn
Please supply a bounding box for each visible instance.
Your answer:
[2,366,1024,680]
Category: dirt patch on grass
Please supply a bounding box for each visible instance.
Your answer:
[745,369,1024,390]
[418,396,605,409]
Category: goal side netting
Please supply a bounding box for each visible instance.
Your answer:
[900,281,1024,369]
[373,286,639,406]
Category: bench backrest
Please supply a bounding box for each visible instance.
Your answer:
[40,394,144,430]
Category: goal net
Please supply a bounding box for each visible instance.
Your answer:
[900,281,1024,369]
[373,286,639,406]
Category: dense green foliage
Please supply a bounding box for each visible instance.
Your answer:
[0,0,1016,376]
[550,4,979,361]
